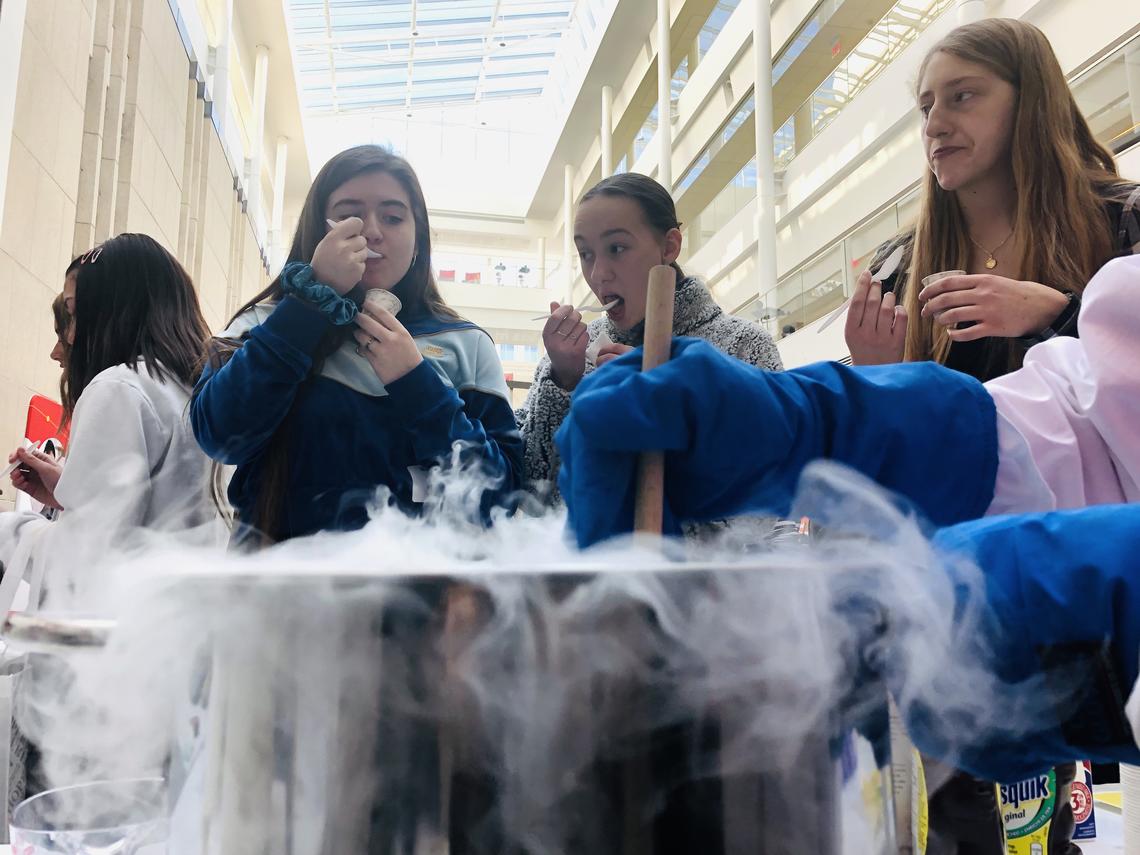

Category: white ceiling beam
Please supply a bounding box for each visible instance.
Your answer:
[474,0,505,103]
[297,22,568,48]
[322,0,338,110]
[405,0,418,110]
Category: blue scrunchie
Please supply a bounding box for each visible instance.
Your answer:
[280,262,358,326]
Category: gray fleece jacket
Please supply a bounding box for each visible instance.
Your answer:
[516,275,783,503]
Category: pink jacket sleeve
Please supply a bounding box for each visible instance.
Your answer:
[985,254,1140,515]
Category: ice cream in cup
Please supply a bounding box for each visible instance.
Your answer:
[363,289,402,318]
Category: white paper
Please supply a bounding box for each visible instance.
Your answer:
[0,438,34,480]
[585,331,613,365]
[408,466,430,503]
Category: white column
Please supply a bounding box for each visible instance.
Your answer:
[210,0,234,135]
[753,0,778,295]
[956,0,985,24]
[270,136,289,272]
[601,85,614,178]
[538,236,547,291]
[656,0,673,190]
[1126,41,1140,127]
[249,45,270,235]
[563,164,574,300]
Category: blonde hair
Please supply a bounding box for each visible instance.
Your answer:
[903,18,1126,373]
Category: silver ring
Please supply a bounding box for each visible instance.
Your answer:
[365,337,376,351]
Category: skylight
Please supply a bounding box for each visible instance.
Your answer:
[286,0,577,115]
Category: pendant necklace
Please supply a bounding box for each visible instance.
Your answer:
[968,229,1014,270]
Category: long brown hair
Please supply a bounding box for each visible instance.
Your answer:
[51,262,77,417]
[65,234,209,421]
[204,145,461,542]
[902,18,1128,374]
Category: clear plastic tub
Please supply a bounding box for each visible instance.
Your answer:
[10,778,167,854]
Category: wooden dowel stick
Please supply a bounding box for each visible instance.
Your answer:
[632,265,676,534]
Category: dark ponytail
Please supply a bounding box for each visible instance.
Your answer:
[581,173,686,278]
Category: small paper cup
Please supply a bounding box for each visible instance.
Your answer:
[921,270,973,329]
[364,289,402,317]
[920,270,966,289]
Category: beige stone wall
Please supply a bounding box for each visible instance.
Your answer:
[0,0,268,510]
[120,0,191,250]
[0,1,93,510]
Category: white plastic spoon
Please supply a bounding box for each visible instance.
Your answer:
[816,244,906,333]
[325,219,383,259]
[532,298,620,321]
[1,438,36,480]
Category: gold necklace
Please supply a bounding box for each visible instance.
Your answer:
[968,229,1014,270]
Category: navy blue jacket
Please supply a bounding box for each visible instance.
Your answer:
[192,296,523,541]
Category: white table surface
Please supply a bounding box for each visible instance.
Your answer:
[0,800,1123,854]
[1079,800,1124,854]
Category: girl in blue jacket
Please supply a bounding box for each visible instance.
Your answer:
[192,146,522,545]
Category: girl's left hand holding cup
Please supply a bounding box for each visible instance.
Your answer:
[354,306,423,385]
[918,273,1070,341]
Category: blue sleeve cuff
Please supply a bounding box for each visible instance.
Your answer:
[961,371,1000,522]
[825,361,999,526]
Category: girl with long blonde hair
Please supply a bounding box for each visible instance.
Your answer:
[845,18,1139,380]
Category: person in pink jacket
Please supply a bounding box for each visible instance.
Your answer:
[984,253,1139,515]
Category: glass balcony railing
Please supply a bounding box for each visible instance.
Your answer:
[778,0,954,169]
[748,203,903,341]
[670,0,744,104]
[627,1,741,171]
[680,0,950,254]
[675,93,755,194]
[684,157,756,257]
[1070,34,1140,157]
[628,1,790,178]
[633,104,660,164]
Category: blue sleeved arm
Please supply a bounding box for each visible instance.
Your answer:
[191,297,331,465]
[385,360,524,505]
[916,504,1140,780]
[556,338,998,547]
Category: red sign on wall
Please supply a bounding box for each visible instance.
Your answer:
[26,395,69,449]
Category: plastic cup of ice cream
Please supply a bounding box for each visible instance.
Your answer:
[363,289,402,317]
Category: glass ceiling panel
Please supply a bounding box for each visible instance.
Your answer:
[287,0,577,115]
[337,68,407,87]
